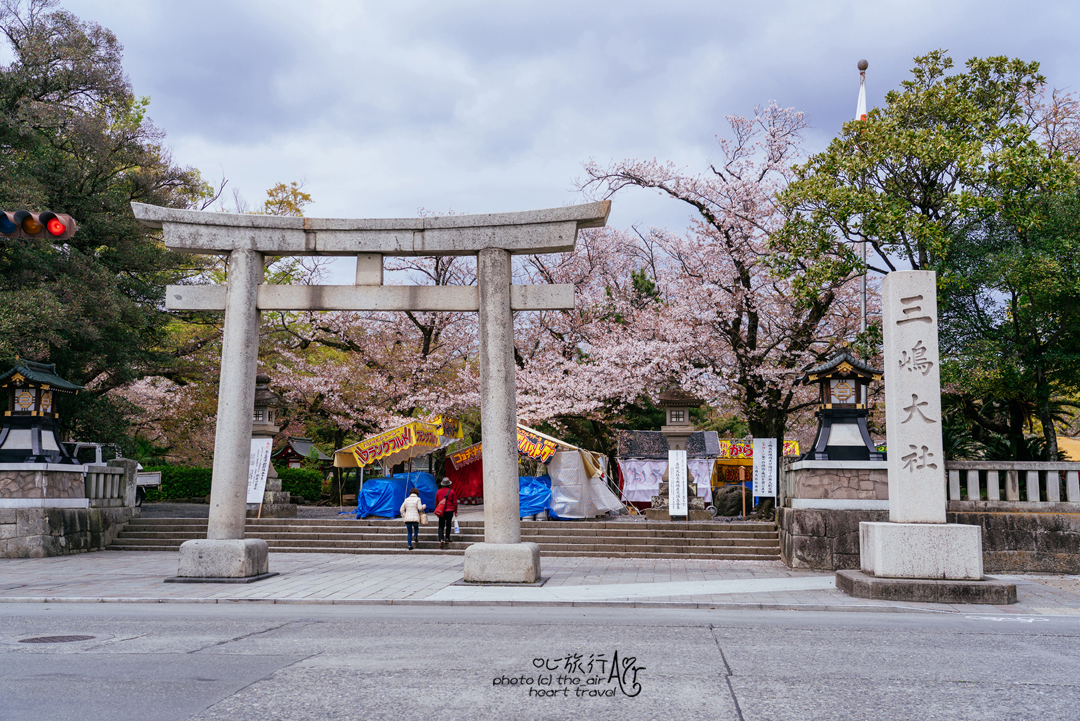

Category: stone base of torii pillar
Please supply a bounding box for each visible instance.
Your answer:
[837,271,1015,605]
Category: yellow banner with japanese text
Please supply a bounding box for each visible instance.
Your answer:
[347,422,441,468]
[446,428,561,470]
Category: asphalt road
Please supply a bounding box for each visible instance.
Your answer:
[1,604,1077,721]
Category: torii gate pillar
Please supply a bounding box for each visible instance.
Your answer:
[133,200,610,583]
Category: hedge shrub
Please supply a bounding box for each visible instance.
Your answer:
[276,467,324,503]
[142,465,324,503]
[143,466,213,501]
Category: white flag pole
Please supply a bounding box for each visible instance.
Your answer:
[857,59,869,339]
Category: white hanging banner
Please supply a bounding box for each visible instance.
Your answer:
[247,438,274,504]
[752,438,778,497]
[668,449,688,516]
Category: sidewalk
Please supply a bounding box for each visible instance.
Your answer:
[2,550,1078,615]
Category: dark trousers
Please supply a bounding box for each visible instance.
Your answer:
[439,512,454,542]
[406,522,419,547]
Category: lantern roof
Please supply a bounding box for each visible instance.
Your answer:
[0,359,83,392]
[798,350,882,385]
[254,373,282,408]
[654,387,703,408]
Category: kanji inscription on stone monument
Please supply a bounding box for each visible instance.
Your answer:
[882,271,946,523]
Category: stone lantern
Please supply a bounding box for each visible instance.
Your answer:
[798,350,884,461]
[247,373,296,518]
[657,388,701,450]
[252,373,281,438]
[0,359,83,464]
[646,387,710,521]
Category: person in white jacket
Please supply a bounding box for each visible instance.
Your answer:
[400,488,426,550]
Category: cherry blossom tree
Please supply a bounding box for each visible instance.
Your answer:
[560,104,864,446]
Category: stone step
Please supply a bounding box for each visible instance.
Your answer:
[122,521,776,540]
[112,516,779,560]
[117,528,486,539]
[114,531,775,550]
[114,528,774,542]
[120,524,777,539]
[127,517,774,532]
[110,537,776,555]
[106,544,778,561]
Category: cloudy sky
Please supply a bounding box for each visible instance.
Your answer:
[49,0,1079,279]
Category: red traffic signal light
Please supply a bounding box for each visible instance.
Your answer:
[1,210,77,239]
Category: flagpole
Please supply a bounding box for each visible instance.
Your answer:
[857,59,868,340]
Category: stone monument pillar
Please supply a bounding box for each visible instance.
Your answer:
[839,271,1015,603]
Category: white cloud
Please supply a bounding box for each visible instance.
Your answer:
[54,0,1080,238]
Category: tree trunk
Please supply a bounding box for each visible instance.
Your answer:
[1008,401,1029,461]
[1037,396,1059,462]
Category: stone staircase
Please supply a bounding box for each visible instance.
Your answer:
[108,517,780,561]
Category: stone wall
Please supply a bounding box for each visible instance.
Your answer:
[0,467,84,499]
[778,507,888,570]
[949,505,1080,574]
[792,467,888,500]
[0,506,138,558]
[779,505,1080,573]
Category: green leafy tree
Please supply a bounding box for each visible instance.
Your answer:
[778,50,1080,460]
[0,0,213,444]
[941,193,1080,459]
[778,51,1072,276]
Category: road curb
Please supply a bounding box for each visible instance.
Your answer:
[0,595,957,613]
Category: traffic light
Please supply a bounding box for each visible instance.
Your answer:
[0,210,78,239]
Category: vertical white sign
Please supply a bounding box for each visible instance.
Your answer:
[752,438,777,497]
[883,271,946,523]
[247,438,274,504]
[668,449,688,516]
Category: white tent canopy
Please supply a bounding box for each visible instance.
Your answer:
[545,450,623,520]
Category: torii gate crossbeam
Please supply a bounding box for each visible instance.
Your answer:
[133,201,610,583]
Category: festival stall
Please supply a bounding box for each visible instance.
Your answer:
[334,418,462,518]
[616,430,800,509]
[334,416,462,470]
[545,448,623,519]
[444,425,561,503]
[353,472,439,519]
[445,425,623,519]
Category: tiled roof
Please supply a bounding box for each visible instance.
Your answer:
[798,350,882,384]
[654,388,703,407]
[617,430,720,459]
[274,437,331,461]
[0,360,83,392]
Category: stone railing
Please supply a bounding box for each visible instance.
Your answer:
[945,461,1080,505]
[84,466,126,507]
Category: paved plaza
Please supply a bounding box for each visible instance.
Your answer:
[2,549,1078,615]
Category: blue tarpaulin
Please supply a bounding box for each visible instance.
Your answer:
[353,472,438,518]
[353,472,547,519]
[394,472,438,511]
[519,475,551,518]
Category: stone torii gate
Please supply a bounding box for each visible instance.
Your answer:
[132,200,610,583]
